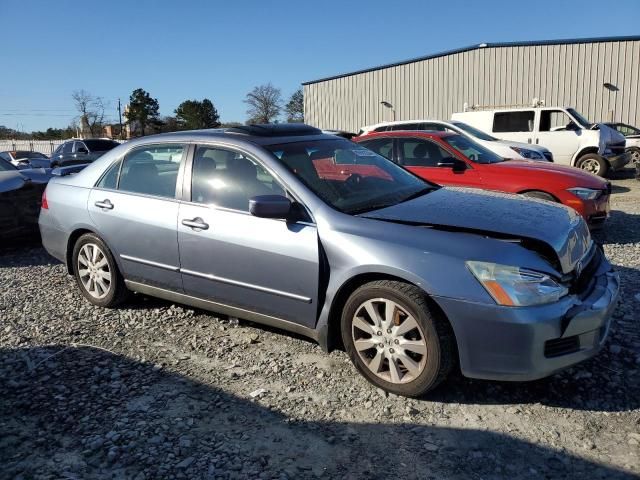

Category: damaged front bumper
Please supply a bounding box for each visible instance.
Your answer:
[433,250,620,381]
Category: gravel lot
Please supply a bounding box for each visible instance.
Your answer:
[1,169,639,480]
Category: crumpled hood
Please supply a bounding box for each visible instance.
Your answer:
[597,123,626,154]
[362,187,591,274]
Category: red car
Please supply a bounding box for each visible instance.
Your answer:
[355,131,611,228]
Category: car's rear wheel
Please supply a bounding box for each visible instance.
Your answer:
[628,147,640,165]
[72,233,128,307]
[521,190,556,202]
[577,154,608,177]
[340,280,455,397]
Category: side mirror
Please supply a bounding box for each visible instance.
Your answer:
[249,195,292,219]
[437,158,467,172]
[77,148,89,154]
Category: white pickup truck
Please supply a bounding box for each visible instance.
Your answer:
[452,106,629,177]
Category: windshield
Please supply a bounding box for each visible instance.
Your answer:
[84,140,120,151]
[0,158,17,171]
[265,138,437,214]
[567,108,592,128]
[451,121,497,141]
[442,134,505,164]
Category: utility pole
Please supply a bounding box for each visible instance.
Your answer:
[117,98,123,139]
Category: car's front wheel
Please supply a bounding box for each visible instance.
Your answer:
[341,280,455,397]
[577,153,608,177]
[72,233,128,307]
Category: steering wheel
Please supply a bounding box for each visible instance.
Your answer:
[468,153,478,162]
[345,173,363,187]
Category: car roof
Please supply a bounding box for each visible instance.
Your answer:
[362,119,451,131]
[121,124,334,148]
[357,130,455,140]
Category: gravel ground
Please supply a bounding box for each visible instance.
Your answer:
[1,169,639,480]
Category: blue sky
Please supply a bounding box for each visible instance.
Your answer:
[2,0,639,131]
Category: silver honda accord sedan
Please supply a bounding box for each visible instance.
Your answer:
[39,124,619,397]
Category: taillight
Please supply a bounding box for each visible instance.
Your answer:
[41,190,49,209]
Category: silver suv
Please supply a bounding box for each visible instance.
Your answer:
[39,124,619,397]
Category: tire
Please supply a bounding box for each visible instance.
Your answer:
[340,280,455,397]
[521,190,557,202]
[628,147,640,165]
[72,233,129,308]
[576,153,609,177]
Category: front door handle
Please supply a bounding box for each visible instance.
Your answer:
[95,199,114,210]
[182,217,209,230]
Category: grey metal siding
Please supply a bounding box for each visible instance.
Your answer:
[304,39,640,132]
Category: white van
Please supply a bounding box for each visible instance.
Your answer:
[358,119,553,162]
[452,106,629,177]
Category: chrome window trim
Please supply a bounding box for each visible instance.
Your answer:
[177,199,317,227]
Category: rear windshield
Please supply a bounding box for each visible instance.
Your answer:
[84,140,120,151]
[442,135,505,164]
[12,151,47,159]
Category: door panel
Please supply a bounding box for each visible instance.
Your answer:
[88,189,182,290]
[178,204,319,326]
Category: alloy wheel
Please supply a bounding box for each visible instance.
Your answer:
[351,298,428,384]
[631,149,640,164]
[77,243,112,299]
[580,158,601,175]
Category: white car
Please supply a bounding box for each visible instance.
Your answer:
[358,120,553,162]
[452,106,629,177]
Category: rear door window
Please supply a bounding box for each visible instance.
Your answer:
[117,144,184,198]
[493,111,535,132]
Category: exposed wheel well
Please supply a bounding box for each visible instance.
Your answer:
[65,228,94,274]
[325,273,456,353]
[573,147,599,166]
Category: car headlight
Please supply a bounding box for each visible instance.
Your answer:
[567,187,600,200]
[509,146,543,159]
[466,261,568,306]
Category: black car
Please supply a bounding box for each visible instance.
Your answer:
[0,158,50,242]
[50,139,120,167]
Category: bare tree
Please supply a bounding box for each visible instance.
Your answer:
[72,90,106,137]
[244,83,282,124]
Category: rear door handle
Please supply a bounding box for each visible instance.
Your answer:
[182,217,209,230]
[95,199,114,210]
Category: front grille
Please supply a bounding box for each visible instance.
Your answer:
[543,151,554,162]
[544,335,580,358]
[560,245,601,296]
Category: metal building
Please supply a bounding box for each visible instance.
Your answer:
[302,36,640,133]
